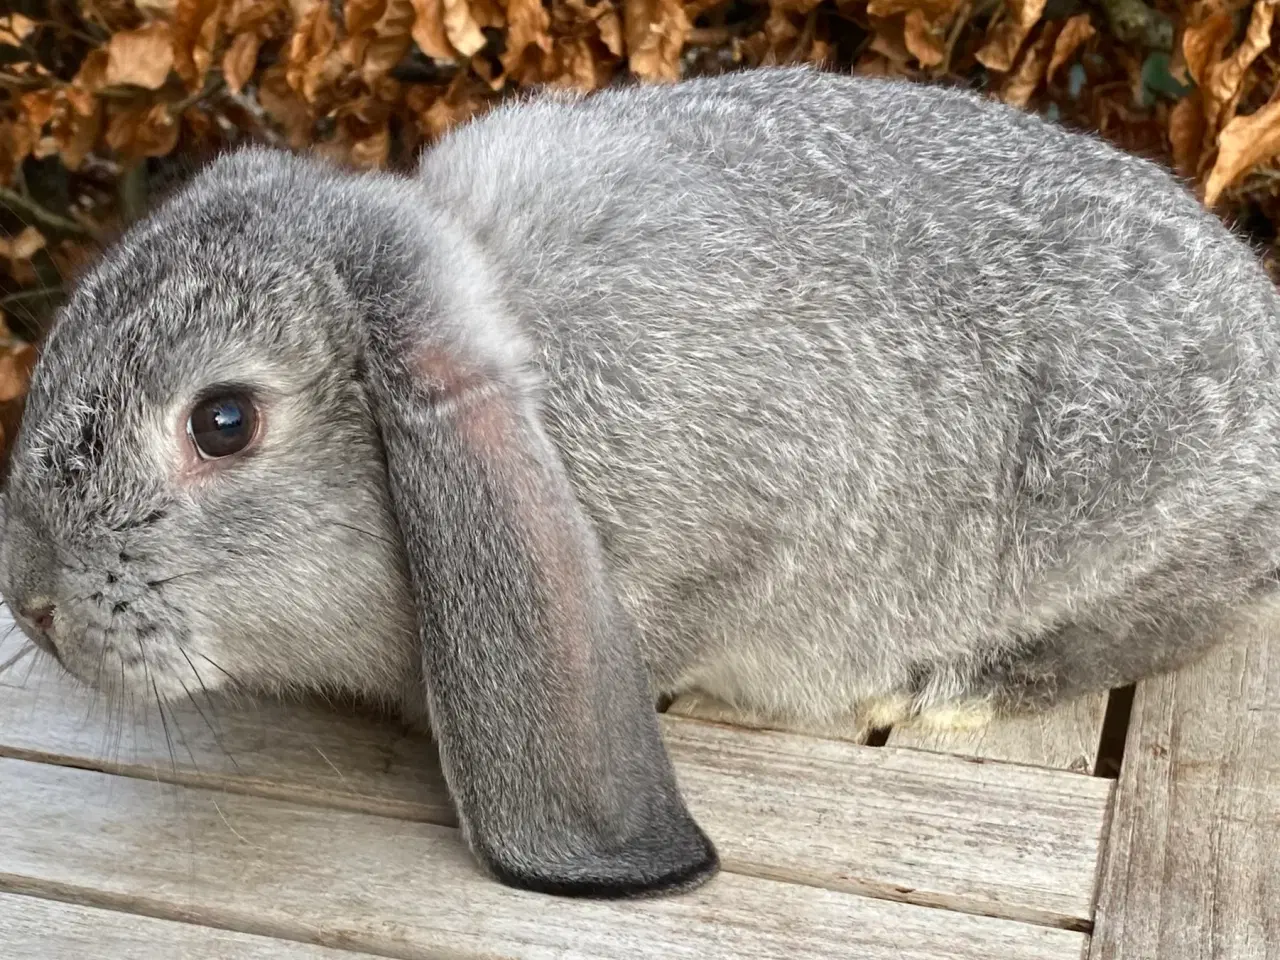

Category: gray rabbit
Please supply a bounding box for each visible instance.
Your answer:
[3,65,1279,899]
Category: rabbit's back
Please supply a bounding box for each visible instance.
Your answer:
[419,67,1280,716]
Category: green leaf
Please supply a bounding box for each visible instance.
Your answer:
[1141,51,1193,105]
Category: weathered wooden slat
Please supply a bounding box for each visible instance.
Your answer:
[888,694,1110,774]
[0,892,381,960]
[666,720,1112,927]
[1089,605,1280,960]
[0,632,1113,928]
[0,757,1087,960]
[0,632,455,823]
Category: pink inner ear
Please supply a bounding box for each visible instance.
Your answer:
[460,392,594,687]
[415,343,486,404]
[413,340,596,702]
[414,342,512,451]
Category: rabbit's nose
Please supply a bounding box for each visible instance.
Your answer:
[18,602,55,638]
[14,600,60,661]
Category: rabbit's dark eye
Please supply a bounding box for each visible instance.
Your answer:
[187,392,258,459]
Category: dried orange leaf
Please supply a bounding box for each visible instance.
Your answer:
[975,23,1023,71]
[1001,21,1057,107]
[551,36,610,89]
[105,21,175,89]
[1204,96,1280,206]
[1168,92,1207,178]
[1046,13,1095,80]
[410,76,492,140]
[223,30,262,93]
[106,103,180,160]
[595,10,625,58]
[318,96,395,169]
[760,5,802,51]
[62,84,95,119]
[0,343,38,404]
[0,408,28,458]
[72,47,110,94]
[468,0,505,29]
[809,36,834,64]
[348,125,391,168]
[502,0,553,76]
[976,0,1048,72]
[19,89,58,133]
[868,16,913,65]
[441,0,487,57]
[172,0,224,91]
[225,0,286,33]
[258,63,314,147]
[852,50,916,77]
[903,8,945,67]
[345,0,389,35]
[287,0,346,102]
[1008,0,1049,27]
[410,0,456,60]
[136,0,181,15]
[867,0,962,20]
[0,120,34,185]
[770,0,826,13]
[354,0,416,83]
[51,89,102,171]
[1181,10,1233,86]
[625,0,691,82]
[0,226,46,262]
[47,240,98,281]
[1203,0,1277,131]
[0,13,37,45]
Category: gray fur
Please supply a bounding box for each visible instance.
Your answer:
[3,65,1280,896]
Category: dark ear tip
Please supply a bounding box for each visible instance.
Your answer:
[483,828,720,900]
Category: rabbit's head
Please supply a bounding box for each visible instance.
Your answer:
[1,189,413,705]
[0,145,717,898]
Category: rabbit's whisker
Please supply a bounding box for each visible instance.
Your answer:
[147,568,213,589]
[0,643,35,676]
[149,668,180,778]
[81,589,126,728]
[166,693,203,774]
[174,655,241,774]
[194,651,244,691]
[177,646,224,727]
[91,634,109,694]
[329,519,400,550]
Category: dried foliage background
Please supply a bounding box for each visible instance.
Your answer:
[1,0,1279,454]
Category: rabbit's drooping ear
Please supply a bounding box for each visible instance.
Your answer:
[363,333,719,898]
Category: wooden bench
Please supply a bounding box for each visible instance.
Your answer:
[0,608,1274,958]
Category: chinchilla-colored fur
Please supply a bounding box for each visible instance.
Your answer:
[4,65,1280,897]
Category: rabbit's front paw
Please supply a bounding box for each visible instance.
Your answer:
[666,691,878,743]
[854,693,915,730]
[908,698,997,732]
[664,691,757,727]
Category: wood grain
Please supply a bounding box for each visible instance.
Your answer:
[0,632,455,823]
[0,634,1112,929]
[1089,607,1280,960]
[888,694,1110,774]
[0,892,382,959]
[0,758,1088,960]
[667,719,1112,927]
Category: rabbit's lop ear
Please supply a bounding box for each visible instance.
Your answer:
[363,332,718,898]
